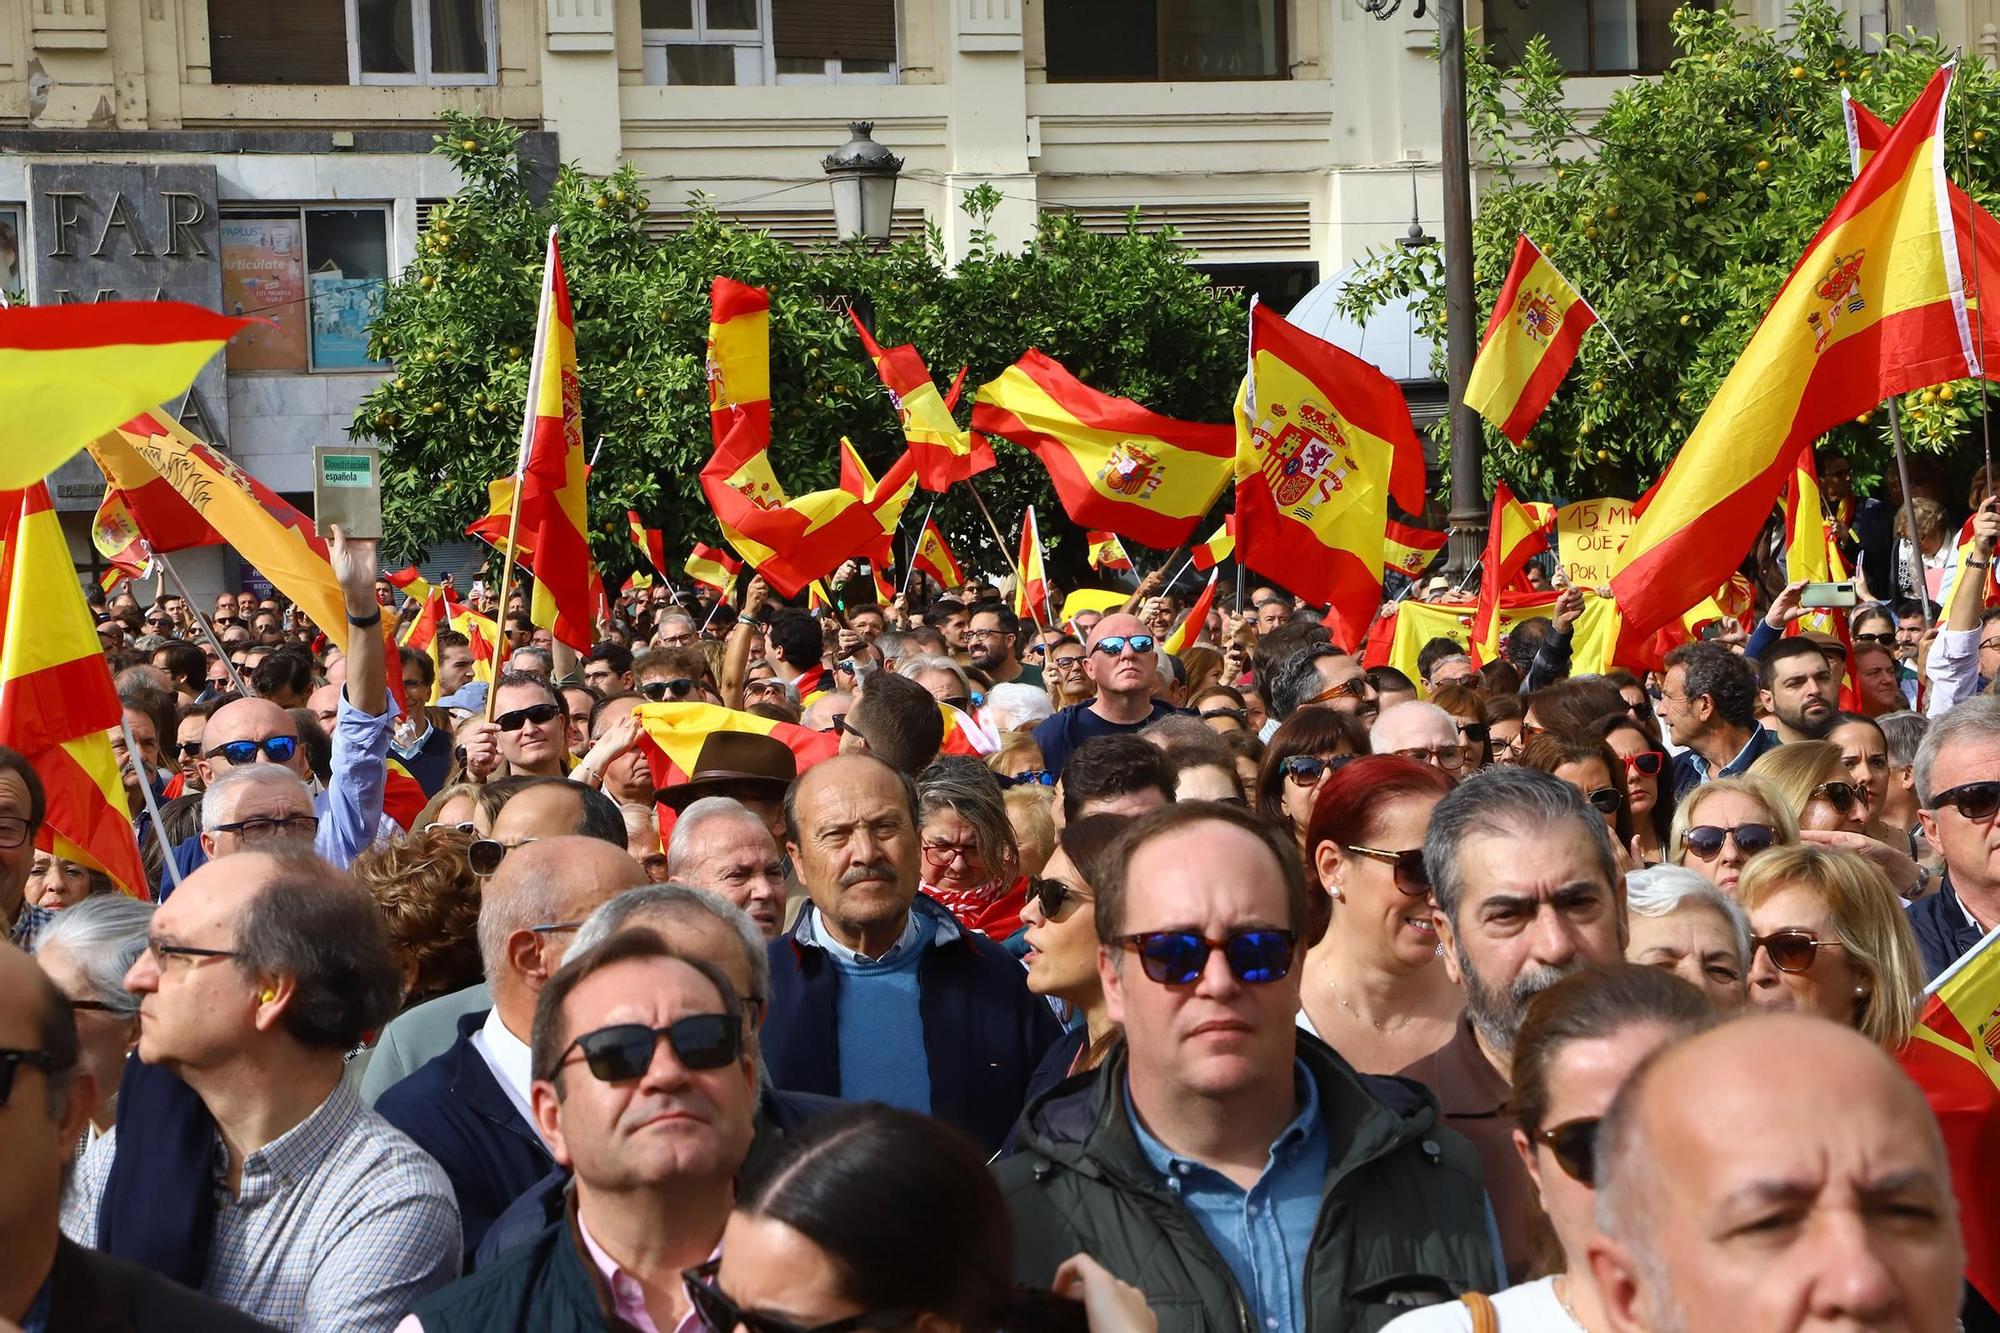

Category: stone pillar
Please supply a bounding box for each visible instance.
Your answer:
[541,0,622,175]
[943,0,1035,259]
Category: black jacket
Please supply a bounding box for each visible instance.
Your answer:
[1909,872,1990,982]
[42,1236,276,1333]
[405,1197,631,1333]
[997,1036,1500,1333]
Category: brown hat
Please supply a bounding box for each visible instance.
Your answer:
[656,731,797,810]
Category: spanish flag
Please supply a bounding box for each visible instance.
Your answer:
[470,230,603,651]
[1612,67,1979,635]
[685,542,742,598]
[971,350,1234,550]
[939,702,1001,757]
[871,565,895,605]
[1086,531,1134,572]
[1370,590,1621,686]
[88,419,225,570]
[1384,519,1448,580]
[402,586,450,653]
[0,484,146,896]
[1014,505,1050,626]
[1782,445,1852,639]
[1061,588,1130,625]
[1464,235,1600,445]
[1471,482,1556,662]
[628,511,670,579]
[912,518,964,590]
[850,311,994,491]
[0,302,254,488]
[631,701,841,790]
[838,437,920,568]
[448,606,502,684]
[1190,516,1236,572]
[1163,569,1219,657]
[707,276,771,453]
[1235,302,1428,650]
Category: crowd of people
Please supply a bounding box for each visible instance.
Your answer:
[3,496,1997,1333]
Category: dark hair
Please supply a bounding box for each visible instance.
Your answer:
[1662,642,1758,729]
[493,669,562,712]
[968,600,1019,638]
[233,849,401,1050]
[1096,800,1308,946]
[1511,964,1712,1136]
[1055,812,1132,893]
[1254,709,1369,833]
[1480,656,1523,695]
[117,682,177,749]
[1143,719,1234,780]
[1757,635,1833,690]
[1061,735,1177,823]
[397,645,436,690]
[1485,692,1525,726]
[251,649,314,702]
[1524,678,1625,736]
[1506,615,1554,671]
[1251,622,1332,705]
[1264,643,1343,722]
[847,672,944,775]
[287,709,333,785]
[494,777,632,848]
[1367,665,1416,696]
[1188,683,1246,713]
[1519,730,1633,847]
[435,628,471,654]
[767,610,823,669]
[585,641,634,675]
[636,646,715,688]
[1589,711,1674,850]
[1417,637,1471,682]
[530,928,741,1086]
[1850,604,1895,639]
[1429,683,1493,766]
[151,639,207,691]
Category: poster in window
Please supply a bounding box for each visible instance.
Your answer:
[309,265,386,369]
[0,206,23,296]
[220,217,310,372]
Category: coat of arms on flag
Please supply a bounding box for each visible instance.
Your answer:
[1098,441,1164,500]
[1252,404,1363,520]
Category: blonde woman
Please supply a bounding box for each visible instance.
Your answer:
[1667,774,1797,894]
[1749,740,1921,895]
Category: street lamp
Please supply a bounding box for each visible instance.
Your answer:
[822,122,904,245]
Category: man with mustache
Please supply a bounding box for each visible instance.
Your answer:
[1401,766,1629,1281]
[760,754,1061,1155]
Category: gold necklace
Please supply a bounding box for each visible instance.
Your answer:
[1555,1275,1586,1330]
[1324,980,1409,1033]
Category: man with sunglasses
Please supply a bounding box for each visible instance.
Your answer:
[1660,642,1777,801]
[1000,801,1498,1328]
[464,672,569,781]
[1909,696,2000,980]
[400,931,759,1333]
[1265,643,1379,735]
[1029,613,1180,779]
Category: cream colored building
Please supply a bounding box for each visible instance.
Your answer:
[0,0,1983,583]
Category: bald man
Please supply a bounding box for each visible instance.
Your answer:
[1589,1015,1967,1333]
[375,838,649,1260]
[1029,612,1179,777]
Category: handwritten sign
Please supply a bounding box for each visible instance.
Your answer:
[1556,497,1635,589]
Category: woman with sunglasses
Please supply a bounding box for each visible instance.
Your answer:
[702,1103,1155,1333]
[1300,756,1460,1074]
[1254,710,1370,863]
[1669,775,1798,895]
[1590,712,1674,866]
[916,759,1030,950]
[1519,731,1636,861]
[985,730,1050,785]
[1750,740,1874,836]
[1017,814,1131,1108]
[1382,965,1713,1333]
[1735,845,1924,1051]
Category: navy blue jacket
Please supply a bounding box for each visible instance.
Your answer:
[1669,724,1783,801]
[375,1010,553,1265]
[763,894,1061,1156]
[1909,873,1991,983]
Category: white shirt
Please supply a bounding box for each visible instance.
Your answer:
[1380,1277,1581,1331]
[470,1005,541,1137]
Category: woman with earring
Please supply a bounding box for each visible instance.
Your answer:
[1298,755,1460,1074]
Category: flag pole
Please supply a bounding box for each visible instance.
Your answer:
[152,547,250,697]
[122,714,181,897]
[901,499,938,599]
[485,225,559,718]
[1885,397,1934,628]
[965,480,1047,632]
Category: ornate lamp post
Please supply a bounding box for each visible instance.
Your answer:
[822,121,904,245]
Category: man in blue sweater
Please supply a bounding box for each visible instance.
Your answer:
[762,753,1060,1154]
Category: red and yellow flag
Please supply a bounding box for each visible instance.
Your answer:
[871,565,895,605]
[707,276,772,457]
[448,606,501,684]
[1612,67,1979,635]
[1162,569,1219,657]
[1086,531,1134,572]
[402,586,450,654]
[0,484,145,896]
[685,543,742,598]
[87,417,226,574]
[1782,445,1854,640]
[628,511,670,580]
[1190,516,1236,572]
[1384,518,1448,580]
[1471,482,1557,662]
[912,518,964,591]
[850,312,994,491]
[1014,506,1050,626]
[631,701,841,790]
[1464,235,1600,445]
[1234,302,1428,650]
[1370,590,1621,685]
[0,302,255,488]
[837,437,920,568]
[972,350,1234,549]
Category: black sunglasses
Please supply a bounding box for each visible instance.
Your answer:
[1810,780,1865,812]
[1754,928,1846,974]
[496,702,561,732]
[999,769,1056,789]
[1535,1116,1601,1186]
[1201,707,1250,725]
[683,1261,914,1333]
[1851,631,1898,647]
[554,1014,742,1082]
[1116,929,1297,987]
[640,678,698,701]
[1585,787,1624,815]
[468,837,537,877]
[0,1047,70,1110]
[211,814,319,840]
[204,736,299,765]
[1280,754,1351,786]
[940,695,973,713]
[1931,779,2000,822]
[1681,823,1778,859]
[1343,845,1431,896]
[1031,875,1091,918]
[173,740,204,757]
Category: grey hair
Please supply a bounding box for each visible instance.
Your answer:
[1624,864,1752,976]
[1425,766,1622,923]
[915,756,1018,878]
[201,763,313,831]
[618,801,656,842]
[35,893,154,1020]
[573,882,771,1008]
[507,645,555,676]
[476,848,579,983]
[1265,645,1342,722]
[873,628,914,668]
[1876,709,1928,771]
[899,654,972,696]
[666,796,772,879]
[656,612,697,635]
[1914,695,2000,807]
[985,682,1053,732]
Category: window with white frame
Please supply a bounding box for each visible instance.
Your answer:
[348,0,497,85]
[642,0,898,85]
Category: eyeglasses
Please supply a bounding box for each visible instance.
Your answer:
[0,816,29,850]
[1455,721,1489,743]
[146,940,239,970]
[1535,1117,1602,1186]
[528,921,582,936]
[1681,823,1778,859]
[468,837,538,877]
[1512,722,1548,751]
[1118,929,1297,986]
[1392,745,1466,772]
[1810,780,1866,812]
[940,695,974,713]
[1302,677,1370,708]
[210,814,319,841]
[639,679,697,701]
[1852,631,1898,647]
[1585,787,1624,815]
[1050,654,1086,671]
[496,702,562,731]
[66,998,117,1013]
[1201,707,1250,725]
[1981,637,2000,654]
[683,1261,913,1333]
[1343,845,1431,896]
[0,1048,72,1110]
[173,740,204,758]
[1280,754,1351,786]
[1622,750,1665,777]
[1031,875,1092,918]
[1753,928,1847,974]
[1090,634,1156,657]
[204,736,300,766]
[963,627,1007,641]
[998,769,1056,789]
[1929,779,2000,823]
[553,1014,742,1082]
[922,838,983,871]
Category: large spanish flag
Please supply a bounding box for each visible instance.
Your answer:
[1235,302,1428,650]
[912,518,964,590]
[1612,67,1979,635]
[1014,505,1050,625]
[1384,518,1448,580]
[685,542,742,598]
[850,312,994,490]
[838,437,920,567]
[1470,482,1556,663]
[628,511,670,579]
[0,485,145,896]
[1464,235,1599,445]
[0,302,254,488]
[971,350,1234,549]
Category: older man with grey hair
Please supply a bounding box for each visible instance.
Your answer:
[1401,765,1628,1280]
[374,837,645,1260]
[472,882,841,1267]
[198,763,320,861]
[1909,695,2000,979]
[1369,700,1469,781]
[33,893,153,1136]
[666,796,787,938]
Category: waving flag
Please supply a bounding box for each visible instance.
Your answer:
[1612,67,1979,634]
[1782,445,1852,638]
[1190,517,1236,571]
[912,518,964,590]
[1014,505,1050,626]
[632,701,841,790]
[1464,235,1600,445]
[88,419,226,575]
[838,437,920,567]
[1384,519,1448,580]
[850,312,993,490]
[972,351,1233,549]
[0,485,145,896]
[685,543,742,598]
[1235,302,1428,650]
[1471,482,1557,662]
[707,276,772,452]
[1087,531,1134,572]
[0,302,255,488]
[1163,569,1219,657]
[628,511,670,579]
[448,606,501,684]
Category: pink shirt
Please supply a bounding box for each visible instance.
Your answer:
[577,1213,713,1333]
